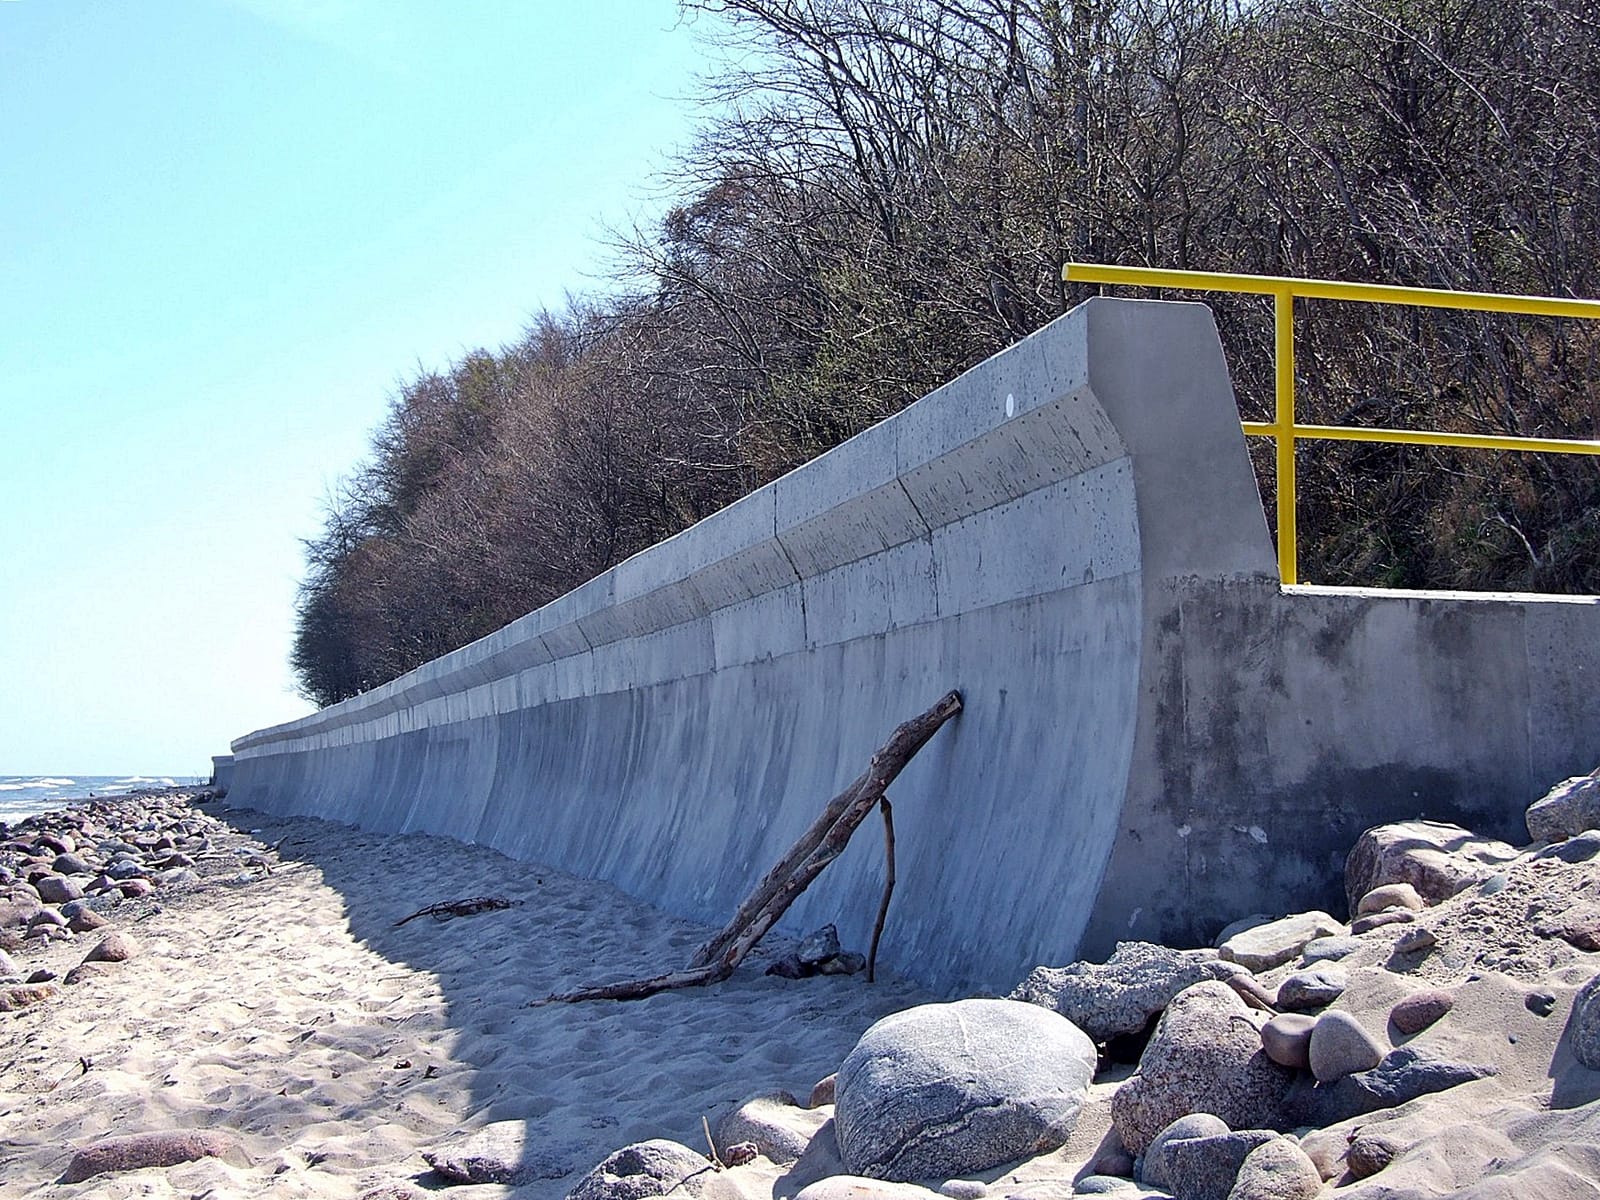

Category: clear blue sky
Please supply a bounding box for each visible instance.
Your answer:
[0,0,713,775]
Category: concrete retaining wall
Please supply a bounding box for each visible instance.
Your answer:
[230,298,1600,995]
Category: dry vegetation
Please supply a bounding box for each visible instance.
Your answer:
[293,0,1600,708]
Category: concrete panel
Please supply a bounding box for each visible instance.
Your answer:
[776,480,931,578]
[930,461,1140,616]
[711,586,805,669]
[800,540,939,646]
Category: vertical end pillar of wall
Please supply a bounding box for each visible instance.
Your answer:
[1081,297,1278,584]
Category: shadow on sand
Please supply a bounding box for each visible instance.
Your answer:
[213,800,933,1197]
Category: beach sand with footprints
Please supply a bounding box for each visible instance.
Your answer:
[0,791,942,1198]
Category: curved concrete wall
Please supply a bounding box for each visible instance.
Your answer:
[231,297,1600,994]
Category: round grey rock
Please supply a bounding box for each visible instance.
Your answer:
[1307,1011,1385,1083]
[1299,936,1360,965]
[1275,968,1346,1012]
[1259,1014,1315,1071]
[35,874,83,904]
[1074,1177,1135,1194]
[1165,1131,1278,1200]
[567,1140,732,1200]
[1527,770,1600,842]
[836,998,1095,1181]
[1225,1137,1321,1200]
[1139,1113,1229,1190]
[52,853,93,876]
[939,1180,988,1199]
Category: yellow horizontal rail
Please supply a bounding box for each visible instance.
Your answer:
[1064,262,1600,584]
[1240,421,1600,456]
[1063,262,1600,320]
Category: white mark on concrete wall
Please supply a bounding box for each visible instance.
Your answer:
[1128,906,1143,928]
[1005,392,1016,418]
[1177,823,1192,838]
[1249,825,1268,843]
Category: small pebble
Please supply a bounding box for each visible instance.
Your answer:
[1261,1013,1316,1069]
[1390,990,1454,1035]
[1308,1011,1385,1082]
[1351,910,1415,935]
[1356,883,1424,916]
[1301,936,1360,964]
[1394,928,1437,954]
[1276,967,1347,1011]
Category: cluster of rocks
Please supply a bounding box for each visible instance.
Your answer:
[0,788,243,1007]
[550,764,1600,1200]
[766,924,870,980]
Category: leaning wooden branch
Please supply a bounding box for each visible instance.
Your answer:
[542,689,961,1004]
[394,896,522,927]
[867,796,895,984]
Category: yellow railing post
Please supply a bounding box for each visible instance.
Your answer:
[1274,288,1298,584]
[1061,261,1600,587]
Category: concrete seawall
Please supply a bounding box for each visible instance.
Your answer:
[230,298,1600,995]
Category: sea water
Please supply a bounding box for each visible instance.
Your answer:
[0,775,206,824]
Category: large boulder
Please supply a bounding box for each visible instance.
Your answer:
[1110,982,1296,1156]
[834,998,1095,1181]
[1344,821,1518,915]
[1528,769,1600,843]
[1011,942,1242,1042]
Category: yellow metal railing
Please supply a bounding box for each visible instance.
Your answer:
[1062,263,1600,584]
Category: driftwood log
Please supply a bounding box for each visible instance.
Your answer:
[867,797,896,983]
[542,689,961,1003]
[394,896,522,927]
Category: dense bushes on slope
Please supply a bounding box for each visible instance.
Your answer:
[292,0,1600,708]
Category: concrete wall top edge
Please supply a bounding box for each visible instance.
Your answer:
[235,303,1128,753]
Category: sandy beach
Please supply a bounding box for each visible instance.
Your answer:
[14,784,1600,1200]
[1,794,940,1199]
